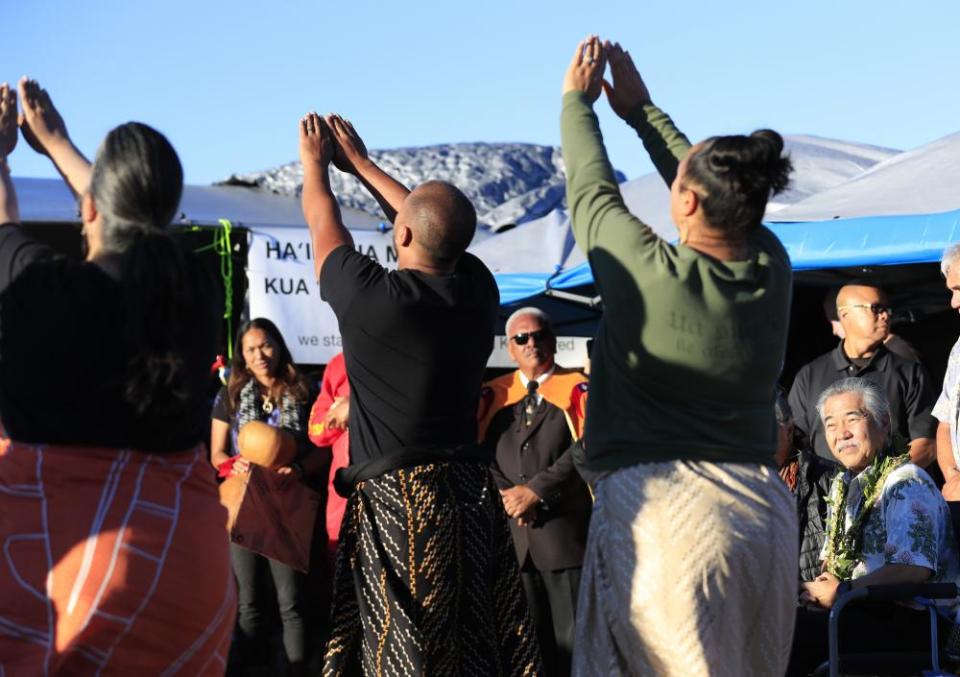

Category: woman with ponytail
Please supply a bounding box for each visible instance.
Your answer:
[561,39,797,675]
[0,79,232,674]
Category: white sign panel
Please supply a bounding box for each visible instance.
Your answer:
[248,226,592,369]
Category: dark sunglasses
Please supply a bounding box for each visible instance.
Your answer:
[511,329,550,346]
[838,303,893,316]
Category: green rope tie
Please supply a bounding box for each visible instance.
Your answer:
[214,219,235,360]
[187,220,235,360]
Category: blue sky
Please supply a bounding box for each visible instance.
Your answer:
[6,0,960,185]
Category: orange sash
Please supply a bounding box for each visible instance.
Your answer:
[477,366,589,442]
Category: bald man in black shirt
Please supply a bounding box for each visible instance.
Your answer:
[299,113,540,676]
[790,284,936,465]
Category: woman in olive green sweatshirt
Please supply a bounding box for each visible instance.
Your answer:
[561,37,797,676]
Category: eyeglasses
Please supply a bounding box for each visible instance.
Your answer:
[837,303,892,316]
[511,329,550,346]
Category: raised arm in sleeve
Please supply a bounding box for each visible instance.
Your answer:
[624,103,692,187]
[561,91,690,262]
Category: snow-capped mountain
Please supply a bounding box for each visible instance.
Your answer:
[220,142,625,231]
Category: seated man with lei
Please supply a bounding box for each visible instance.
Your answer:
[787,376,960,676]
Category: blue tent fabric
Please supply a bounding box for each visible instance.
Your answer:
[493,208,960,305]
[769,209,960,270]
[493,272,555,305]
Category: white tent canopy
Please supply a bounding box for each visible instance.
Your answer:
[769,132,960,222]
[470,134,897,277]
[13,176,384,230]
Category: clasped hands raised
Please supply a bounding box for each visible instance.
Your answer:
[562,35,652,121]
[0,77,74,162]
[298,110,370,176]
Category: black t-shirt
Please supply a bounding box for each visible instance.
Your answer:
[788,341,937,459]
[0,223,220,452]
[320,244,498,477]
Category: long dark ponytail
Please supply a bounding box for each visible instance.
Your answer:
[88,122,207,418]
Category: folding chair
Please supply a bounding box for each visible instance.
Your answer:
[813,582,958,677]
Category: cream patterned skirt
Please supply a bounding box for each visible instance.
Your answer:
[572,460,798,677]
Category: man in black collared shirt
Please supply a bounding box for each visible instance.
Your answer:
[789,284,937,465]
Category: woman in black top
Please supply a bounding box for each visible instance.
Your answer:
[211,318,314,675]
[0,80,230,672]
[0,79,218,448]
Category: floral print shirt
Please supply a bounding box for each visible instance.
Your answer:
[821,462,960,586]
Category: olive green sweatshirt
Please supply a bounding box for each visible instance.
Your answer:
[560,91,792,470]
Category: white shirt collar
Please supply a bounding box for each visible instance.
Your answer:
[518,366,555,403]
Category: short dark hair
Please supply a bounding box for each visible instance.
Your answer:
[405,181,477,264]
[683,129,793,234]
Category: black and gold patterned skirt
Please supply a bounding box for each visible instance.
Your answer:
[322,461,542,676]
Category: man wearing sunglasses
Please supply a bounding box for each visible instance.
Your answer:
[789,283,937,466]
[478,308,591,677]
[821,286,921,362]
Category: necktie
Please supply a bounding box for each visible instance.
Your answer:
[523,380,539,427]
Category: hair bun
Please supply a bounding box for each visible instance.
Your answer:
[681,129,794,233]
[747,129,791,196]
[750,129,784,157]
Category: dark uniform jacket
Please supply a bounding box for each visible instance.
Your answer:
[486,398,592,571]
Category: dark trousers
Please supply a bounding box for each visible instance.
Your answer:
[788,601,949,677]
[520,561,581,677]
[230,543,309,670]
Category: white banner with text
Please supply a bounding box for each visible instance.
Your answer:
[247,226,590,368]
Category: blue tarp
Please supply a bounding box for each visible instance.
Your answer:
[494,208,960,305]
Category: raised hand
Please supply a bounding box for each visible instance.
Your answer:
[326,114,369,175]
[562,35,606,103]
[18,77,70,157]
[0,83,17,158]
[602,42,651,119]
[299,111,334,168]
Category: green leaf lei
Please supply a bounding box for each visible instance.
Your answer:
[823,438,911,580]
